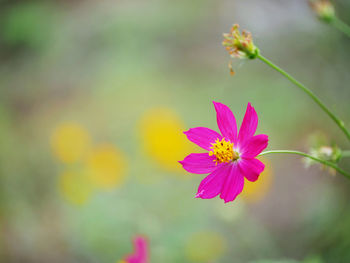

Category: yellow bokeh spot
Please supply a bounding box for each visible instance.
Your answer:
[59,170,93,205]
[186,231,227,263]
[241,159,273,203]
[87,144,127,189]
[215,198,245,222]
[139,107,194,171]
[51,123,91,163]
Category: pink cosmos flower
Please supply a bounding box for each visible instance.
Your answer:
[179,102,268,203]
[122,236,149,263]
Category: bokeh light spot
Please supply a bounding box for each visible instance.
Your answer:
[185,231,227,262]
[215,199,245,222]
[59,170,93,205]
[139,107,194,172]
[51,123,91,163]
[87,144,127,189]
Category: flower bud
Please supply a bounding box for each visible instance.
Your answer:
[309,0,335,23]
[222,24,259,59]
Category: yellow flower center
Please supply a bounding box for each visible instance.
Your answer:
[209,138,239,164]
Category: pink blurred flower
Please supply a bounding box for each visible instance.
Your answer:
[123,236,149,263]
[179,102,268,203]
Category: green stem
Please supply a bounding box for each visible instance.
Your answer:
[342,150,350,158]
[259,150,350,179]
[257,54,350,141]
[331,17,350,38]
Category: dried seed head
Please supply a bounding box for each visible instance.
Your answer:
[222,24,259,60]
[309,0,335,23]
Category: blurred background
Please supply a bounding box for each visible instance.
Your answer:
[0,0,350,262]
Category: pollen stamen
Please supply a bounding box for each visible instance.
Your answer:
[209,138,239,165]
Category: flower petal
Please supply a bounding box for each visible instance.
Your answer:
[196,165,229,199]
[184,127,222,151]
[238,158,265,182]
[125,236,149,263]
[213,101,238,143]
[240,134,268,158]
[238,103,258,145]
[219,164,244,203]
[179,153,218,174]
